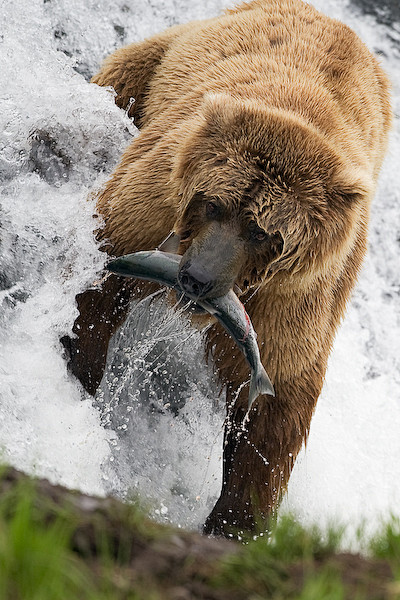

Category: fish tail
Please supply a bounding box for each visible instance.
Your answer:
[248,366,275,410]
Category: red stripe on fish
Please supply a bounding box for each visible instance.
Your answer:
[239,301,251,342]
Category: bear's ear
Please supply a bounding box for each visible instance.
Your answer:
[201,93,238,127]
[331,166,374,205]
[172,93,248,191]
[201,92,262,133]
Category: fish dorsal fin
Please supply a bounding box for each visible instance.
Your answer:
[157,231,181,253]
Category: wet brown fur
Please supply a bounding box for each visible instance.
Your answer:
[68,0,391,535]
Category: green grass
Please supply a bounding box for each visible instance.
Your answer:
[369,516,400,585]
[295,568,346,600]
[0,478,92,600]
[214,515,346,598]
[370,517,400,561]
[1,468,400,600]
[214,514,400,599]
[0,473,163,600]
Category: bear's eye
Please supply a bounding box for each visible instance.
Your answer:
[180,230,192,242]
[251,228,268,242]
[206,201,220,219]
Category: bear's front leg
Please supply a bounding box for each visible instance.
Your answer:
[203,368,323,537]
[61,274,135,395]
[92,21,191,127]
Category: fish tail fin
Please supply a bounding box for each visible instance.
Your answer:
[248,367,275,410]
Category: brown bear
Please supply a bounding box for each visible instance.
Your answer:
[64,0,392,536]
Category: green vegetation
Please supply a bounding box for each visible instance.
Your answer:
[370,517,400,562]
[0,477,92,600]
[0,469,164,600]
[0,467,399,599]
[215,516,346,598]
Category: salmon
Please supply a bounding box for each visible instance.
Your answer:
[107,250,275,408]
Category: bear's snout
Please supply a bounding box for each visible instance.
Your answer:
[177,221,245,299]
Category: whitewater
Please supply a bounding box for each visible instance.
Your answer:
[0,0,399,544]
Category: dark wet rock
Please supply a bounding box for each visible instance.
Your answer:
[29,130,71,185]
[351,0,400,28]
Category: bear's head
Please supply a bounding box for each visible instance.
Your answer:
[172,93,372,299]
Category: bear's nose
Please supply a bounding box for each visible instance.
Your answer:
[178,261,214,299]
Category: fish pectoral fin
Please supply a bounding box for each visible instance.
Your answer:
[196,299,220,316]
[248,366,275,410]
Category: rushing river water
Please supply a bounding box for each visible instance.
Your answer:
[1,0,399,544]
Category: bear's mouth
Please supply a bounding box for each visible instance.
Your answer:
[177,293,209,315]
[175,282,245,315]
[157,232,204,313]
